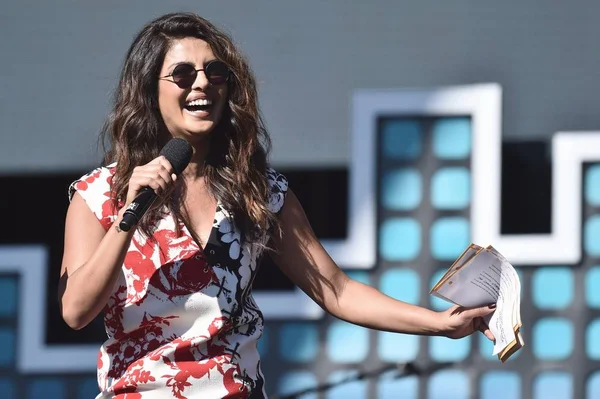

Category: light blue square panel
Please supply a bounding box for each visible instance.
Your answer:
[586,319,600,359]
[279,323,319,363]
[346,271,371,285]
[0,378,15,399]
[532,267,573,309]
[480,371,521,399]
[0,328,15,366]
[585,164,600,206]
[378,374,418,399]
[533,372,573,399]
[431,167,471,210]
[378,331,419,362]
[78,379,99,398]
[257,325,269,357]
[587,371,600,399]
[586,266,600,308]
[326,370,367,399]
[379,268,420,304]
[382,168,422,211]
[381,119,423,160]
[278,371,318,399]
[430,217,470,261]
[432,117,471,159]
[533,318,573,360]
[380,218,421,261]
[430,269,450,311]
[28,379,66,399]
[326,321,369,363]
[429,335,471,362]
[428,370,469,399]
[0,278,17,317]
[584,215,600,257]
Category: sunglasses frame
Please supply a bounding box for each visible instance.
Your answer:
[159,59,230,88]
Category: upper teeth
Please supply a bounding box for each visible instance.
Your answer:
[186,99,212,106]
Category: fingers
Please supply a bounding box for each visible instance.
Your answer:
[475,317,495,342]
[461,303,497,319]
[127,156,177,202]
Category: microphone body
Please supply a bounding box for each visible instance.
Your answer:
[118,138,193,232]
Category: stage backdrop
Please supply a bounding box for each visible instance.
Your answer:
[1,84,600,398]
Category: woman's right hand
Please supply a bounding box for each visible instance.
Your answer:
[125,155,178,206]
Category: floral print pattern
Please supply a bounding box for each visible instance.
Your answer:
[68,164,288,398]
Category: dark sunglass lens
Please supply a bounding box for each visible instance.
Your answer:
[171,64,197,88]
[206,61,229,85]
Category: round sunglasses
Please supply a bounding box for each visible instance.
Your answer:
[160,60,230,88]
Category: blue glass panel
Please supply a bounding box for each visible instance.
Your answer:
[326,321,369,363]
[0,378,15,399]
[279,323,319,363]
[78,379,99,398]
[584,215,600,257]
[378,374,418,399]
[429,335,471,362]
[257,325,269,357]
[586,266,600,308]
[480,371,521,399]
[0,328,15,366]
[381,119,422,160]
[382,168,422,210]
[326,370,367,399]
[431,167,471,210]
[587,371,600,399]
[430,217,470,261]
[278,371,318,399]
[585,164,600,206]
[380,218,421,261]
[586,319,600,360]
[430,269,450,311]
[0,278,17,317]
[532,267,573,309]
[378,332,419,362]
[379,268,420,304]
[28,379,66,399]
[432,118,471,159]
[533,372,573,399]
[533,318,573,360]
[428,370,469,399]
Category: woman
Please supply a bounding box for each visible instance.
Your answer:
[58,12,495,399]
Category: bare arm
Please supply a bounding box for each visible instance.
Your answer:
[58,156,176,330]
[58,195,135,329]
[269,189,495,339]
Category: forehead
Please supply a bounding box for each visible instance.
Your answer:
[162,37,215,68]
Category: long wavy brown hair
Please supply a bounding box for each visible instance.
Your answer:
[100,12,277,244]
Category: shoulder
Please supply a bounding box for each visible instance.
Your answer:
[67,163,118,231]
[68,162,117,201]
[265,167,288,214]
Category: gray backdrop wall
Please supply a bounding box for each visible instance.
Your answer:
[1,0,599,173]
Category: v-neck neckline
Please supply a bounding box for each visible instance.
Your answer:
[179,201,220,253]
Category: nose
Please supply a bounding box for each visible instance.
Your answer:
[191,68,210,90]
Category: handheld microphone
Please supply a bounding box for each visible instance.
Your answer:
[118,137,193,232]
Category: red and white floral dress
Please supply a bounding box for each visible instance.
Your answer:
[69,164,288,399]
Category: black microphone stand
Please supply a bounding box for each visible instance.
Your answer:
[270,361,455,399]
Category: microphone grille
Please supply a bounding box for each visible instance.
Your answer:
[159,137,193,175]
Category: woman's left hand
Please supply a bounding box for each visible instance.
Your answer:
[438,304,497,341]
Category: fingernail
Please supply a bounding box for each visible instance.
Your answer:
[488,303,497,309]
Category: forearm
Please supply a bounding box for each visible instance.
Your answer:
[61,212,134,329]
[328,278,443,336]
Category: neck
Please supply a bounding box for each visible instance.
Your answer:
[181,137,210,181]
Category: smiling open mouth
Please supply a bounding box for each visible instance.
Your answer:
[184,98,213,113]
